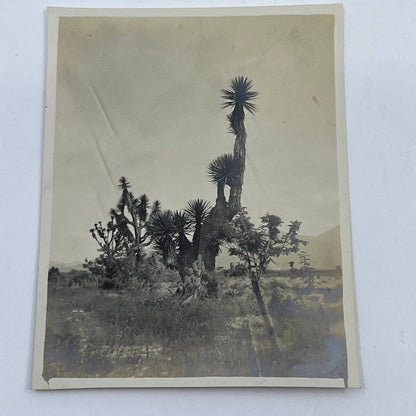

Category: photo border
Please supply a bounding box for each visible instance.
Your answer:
[32,4,360,390]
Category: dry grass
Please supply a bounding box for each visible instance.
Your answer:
[43,269,347,380]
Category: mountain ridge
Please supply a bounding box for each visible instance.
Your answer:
[51,226,342,272]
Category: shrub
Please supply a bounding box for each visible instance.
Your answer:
[229,262,247,276]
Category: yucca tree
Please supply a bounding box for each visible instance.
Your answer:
[173,210,192,249]
[117,176,132,213]
[135,194,150,245]
[184,199,211,255]
[116,177,143,248]
[198,77,258,271]
[147,210,177,267]
[109,179,154,256]
[207,153,239,204]
[221,76,258,216]
[109,208,134,245]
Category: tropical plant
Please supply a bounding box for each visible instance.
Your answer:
[227,210,307,351]
[207,153,239,202]
[221,76,258,215]
[198,77,258,271]
[147,210,177,267]
[183,199,211,254]
[145,200,213,280]
[85,177,154,285]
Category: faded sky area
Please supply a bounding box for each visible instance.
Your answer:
[50,14,339,264]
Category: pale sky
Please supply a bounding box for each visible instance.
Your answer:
[50,14,339,264]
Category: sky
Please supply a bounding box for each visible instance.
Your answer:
[50,14,339,264]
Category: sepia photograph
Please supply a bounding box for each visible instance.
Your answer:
[32,5,360,389]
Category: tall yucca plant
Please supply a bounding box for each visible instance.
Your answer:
[147,210,177,266]
[221,76,258,215]
[184,199,211,254]
[207,153,239,202]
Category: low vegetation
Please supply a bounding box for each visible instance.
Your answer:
[44,264,346,380]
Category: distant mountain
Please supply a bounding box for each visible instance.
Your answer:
[50,227,342,273]
[217,225,342,271]
[49,261,84,273]
[296,226,342,270]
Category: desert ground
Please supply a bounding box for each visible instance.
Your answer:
[43,267,346,381]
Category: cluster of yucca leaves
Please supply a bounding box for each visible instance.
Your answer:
[84,176,212,286]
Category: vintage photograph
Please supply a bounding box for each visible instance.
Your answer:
[33,6,360,389]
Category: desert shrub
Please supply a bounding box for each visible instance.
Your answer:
[229,262,247,276]
[100,279,121,290]
[85,253,133,289]
[85,252,166,291]
[66,270,92,287]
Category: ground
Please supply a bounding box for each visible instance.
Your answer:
[43,269,347,381]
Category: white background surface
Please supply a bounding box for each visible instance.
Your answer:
[1,0,415,414]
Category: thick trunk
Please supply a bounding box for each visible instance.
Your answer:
[198,114,248,269]
[216,181,225,202]
[198,184,228,271]
[215,184,228,218]
[198,211,220,271]
[229,124,247,216]
[199,128,248,267]
[228,186,242,219]
[233,123,247,169]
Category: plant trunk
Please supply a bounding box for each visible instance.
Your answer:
[199,125,247,268]
[198,117,248,269]
[216,181,226,203]
[198,211,220,271]
[229,123,247,216]
[197,182,229,271]
[250,279,280,353]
